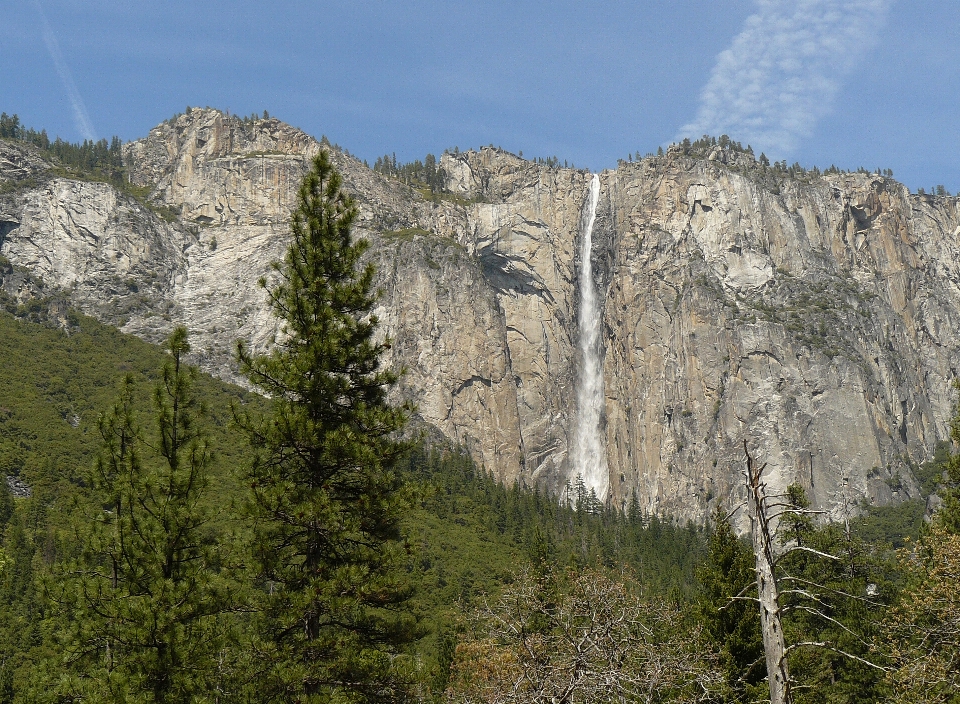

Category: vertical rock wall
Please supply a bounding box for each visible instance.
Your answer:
[2,111,960,522]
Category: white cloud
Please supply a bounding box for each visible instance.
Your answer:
[677,0,893,157]
[34,0,96,141]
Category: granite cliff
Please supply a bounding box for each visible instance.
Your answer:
[2,108,959,523]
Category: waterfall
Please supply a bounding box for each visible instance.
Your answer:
[573,174,608,502]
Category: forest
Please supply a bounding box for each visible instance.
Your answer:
[0,254,711,702]
[1,127,960,703]
[0,112,123,178]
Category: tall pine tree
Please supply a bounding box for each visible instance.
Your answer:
[237,150,414,703]
[44,328,228,703]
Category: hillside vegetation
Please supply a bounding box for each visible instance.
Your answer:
[0,276,709,701]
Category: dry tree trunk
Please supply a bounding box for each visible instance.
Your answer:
[744,441,793,704]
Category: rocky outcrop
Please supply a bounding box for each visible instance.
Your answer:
[595,159,960,521]
[2,109,960,524]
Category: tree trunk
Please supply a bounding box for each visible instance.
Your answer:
[745,441,792,704]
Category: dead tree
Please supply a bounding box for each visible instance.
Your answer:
[744,441,792,704]
[446,566,727,704]
[741,442,886,703]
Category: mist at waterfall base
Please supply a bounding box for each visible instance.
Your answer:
[572,174,609,503]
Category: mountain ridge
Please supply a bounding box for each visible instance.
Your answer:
[2,107,959,525]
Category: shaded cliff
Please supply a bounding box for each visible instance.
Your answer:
[2,109,959,523]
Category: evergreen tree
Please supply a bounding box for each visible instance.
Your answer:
[44,328,228,703]
[782,484,813,547]
[781,523,891,703]
[0,478,11,530]
[882,525,960,702]
[237,150,414,703]
[938,385,960,533]
[696,505,766,701]
[0,510,39,703]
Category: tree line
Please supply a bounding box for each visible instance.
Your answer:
[373,152,447,193]
[0,112,123,176]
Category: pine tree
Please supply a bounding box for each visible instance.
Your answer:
[696,505,766,702]
[781,523,891,703]
[0,478,11,530]
[45,328,228,703]
[237,150,414,703]
[938,385,960,532]
[0,510,39,702]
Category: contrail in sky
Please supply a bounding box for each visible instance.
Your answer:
[34,0,96,141]
[678,0,893,156]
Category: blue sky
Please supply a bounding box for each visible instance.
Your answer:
[1,1,957,193]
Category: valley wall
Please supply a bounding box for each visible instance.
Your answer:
[2,109,959,523]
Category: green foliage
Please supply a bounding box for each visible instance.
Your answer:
[399,447,711,698]
[725,269,877,360]
[696,506,766,702]
[381,227,433,241]
[41,328,232,703]
[937,385,960,533]
[403,444,707,603]
[852,499,925,548]
[0,508,42,703]
[374,152,447,192]
[779,523,895,703]
[0,299,253,506]
[237,150,414,703]
[782,484,814,547]
[0,481,11,531]
[702,488,895,703]
[0,305,257,701]
[912,440,951,497]
[0,112,123,176]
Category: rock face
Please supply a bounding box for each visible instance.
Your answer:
[594,160,960,522]
[2,108,960,524]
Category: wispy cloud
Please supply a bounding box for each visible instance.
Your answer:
[34,0,96,141]
[677,0,893,156]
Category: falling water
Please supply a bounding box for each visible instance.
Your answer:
[573,174,608,501]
